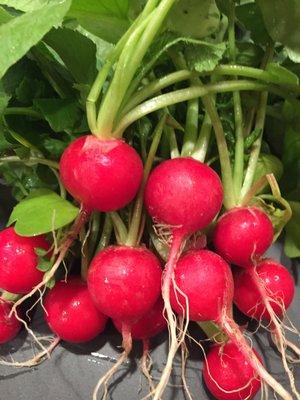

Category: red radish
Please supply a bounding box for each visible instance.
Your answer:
[0,299,21,344]
[44,277,107,343]
[144,157,223,399]
[203,341,261,400]
[144,157,223,235]
[233,259,295,322]
[170,249,291,400]
[213,207,273,267]
[88,246,162,399]
[0,227,50,294]
[59,135,143,212]
[87,246,162,323]
[233,259,299,396]
[113,297,167,341]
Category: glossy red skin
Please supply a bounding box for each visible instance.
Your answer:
[44,277,107,343]
[213,207,273,268]
[170,250,233,322]
[203,342,261,400]
[234,259,295,321]
[59,135,143,212]
[144,157,223,235]
[113,298,167,340]
[0,227,50,294]
[87,246,162,323]
[0,299,21,344]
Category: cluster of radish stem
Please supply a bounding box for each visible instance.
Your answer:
[1,1,300,400]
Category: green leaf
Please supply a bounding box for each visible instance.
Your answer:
[8,188,79,236]
[185,42,226,72]
[67,0,129,43]
[257,0,300,62]
[37,259,52,272]
[236,2,271,45]
[0,81,10,115]
[0,0,71,79]
[0,6,13,24]
[253,154,283,193]
[33,98,80,132]
[35,247,48,256]
[284,201,300,258]
[44,27,97,84]
[45,275,55,289]
[0,0,49,11]
[167,0,220,39]
[281,126,300,195]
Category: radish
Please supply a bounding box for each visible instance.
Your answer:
[203,341,261,400]
[87,245,162,399]
[59,136,143,212]
[213,207,273,267]
[44,277,107,343]
[233,259,295,322]
[170,249,292,400]
[113,297,167,341]
[234,259,299,395]
[144,157,223,399]
[0,227,50,294]
[0,298,21,344]
[113,298,167,391]
[213,206,299,395]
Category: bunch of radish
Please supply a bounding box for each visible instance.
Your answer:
[0,1,299,400]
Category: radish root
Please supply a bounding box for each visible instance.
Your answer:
[151,231,186,400]
[93,326,132,400]
[140,339,155,394]
[249,268,300,399]
[0,335,60,367]
[221,314,293,400]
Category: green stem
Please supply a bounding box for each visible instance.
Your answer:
[114,79,295,137]
[214,65,300,93]
[51,168,66,199]
[79,227,89,281]
[192,113,212,162]
[1,291,20,303]
[181,97,199,156]
[201,95,236,209]
[0,156,59,169]
[126,114,166,247]
[96,13,155,136]
[86,2,158,135]
[109,212,128,245]
[88,212,101,257]
[166,125,180,159]
[197,321,227,343]
[96,214,113,253]
[228,0,244,199]
[97,0,176,136]
[240,91,268,200]
[4,107,41,119]
[121,70,193,116]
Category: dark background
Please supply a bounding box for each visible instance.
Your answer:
[0,184,299,400]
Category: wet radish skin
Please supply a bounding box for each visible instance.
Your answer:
[59,135,143,212]
[0,227,50,294]
[0,299,21,344]
[203,341,261,400]
[213,207,273,267]
[87,246,162,323]
[234,259,295,321]
[144,157,223,235]
[44,277,107,343]
[113,298,167,340]
[170,250,233,322]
